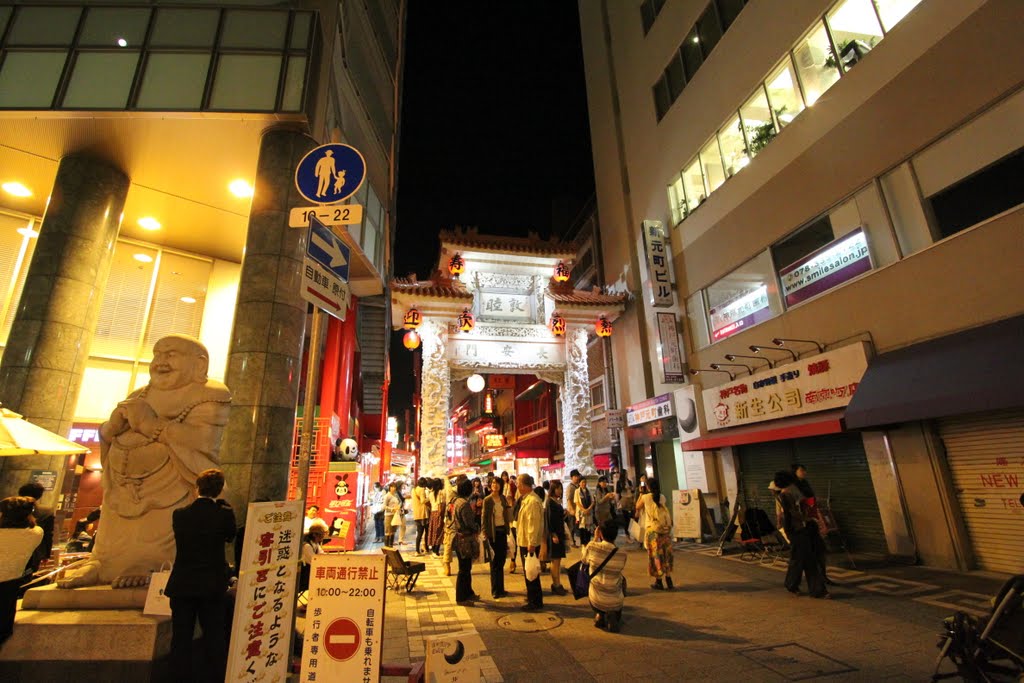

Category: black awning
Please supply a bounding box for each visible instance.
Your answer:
[845,314,1024,429]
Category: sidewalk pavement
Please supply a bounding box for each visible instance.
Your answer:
[374,533,1008,682]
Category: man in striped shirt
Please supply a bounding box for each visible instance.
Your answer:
[582,518,628,632]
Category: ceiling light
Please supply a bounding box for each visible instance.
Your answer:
[17,226,39,239]
[116,37,128,47]
[133,253,154,263]
[2,182,32,197]
[180,296,197,304]
[138,216,161,231]
[229,179,254,198]
[693,36,700,43]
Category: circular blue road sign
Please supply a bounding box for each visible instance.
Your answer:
[294,143,367,205]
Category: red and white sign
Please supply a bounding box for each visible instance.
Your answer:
[701,342,870,430]
[301,553,386,683]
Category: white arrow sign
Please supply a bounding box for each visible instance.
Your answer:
[312,231,348,269]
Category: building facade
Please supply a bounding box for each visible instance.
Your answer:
[579,0,1023,571]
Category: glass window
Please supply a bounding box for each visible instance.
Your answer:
[774,218,873,307]
[291,12,313,49]
[282,56,307,112]
[209,55,282,111]
[640,0,657,34]
[826,0,883,72]
[739,86,775,156]
[92,245,158,359]
[665,53,686,102]
[715,0,746,31]
[62,52,140,109]
[653,75,670,121]
[873,0,924,32]
[699,138,726,195]
[0,215,37,347]
[0,51,67,108]
[928,148,1024,240]
[681,28,703,80]
[686,291,710,349]
[142,253,211,353]
[668,175,686,225]
[718,115,749,177]
[696,4,724,57]
[705,251,781,343]
[880,163,934,257]
[590,378,605,416]
[74,359,134,421]
[6,6,81,45]
[764,58,805,128]
[151,9,219,48]
[682,158,706,214]
[136,53,211,110]
[221,10,287,50]
[793,23,841,106]
[80,8,150,48]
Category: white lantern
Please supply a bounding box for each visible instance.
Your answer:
[466,374,485,393]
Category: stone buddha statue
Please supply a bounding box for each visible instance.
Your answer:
[59,335,232,589]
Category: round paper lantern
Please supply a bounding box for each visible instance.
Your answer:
[403,307,422,330]
[553,261,571,283]
[448,253,465,278]
[457,308,475,333]
[549,312,566,336]
[403,330,421,350]
[467,374,485,393]
[595,316,613,337]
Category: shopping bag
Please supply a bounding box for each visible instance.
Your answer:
[628,518,642,543]
[566,560,588,600]
[143,564,172,616]
[524,551,541,581]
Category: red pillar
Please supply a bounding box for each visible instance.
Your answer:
[319,316,344,421]
[335,296,359,436]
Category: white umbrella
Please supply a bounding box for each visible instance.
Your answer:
[0,406,89,456]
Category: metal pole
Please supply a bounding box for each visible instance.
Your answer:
[298,306,327,511]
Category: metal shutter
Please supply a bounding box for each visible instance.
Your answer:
[939,410,1024,574]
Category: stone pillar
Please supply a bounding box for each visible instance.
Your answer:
[220,128,316,521]
[418,319,450,477]
[0,155,129,503]
[561,326,594,476]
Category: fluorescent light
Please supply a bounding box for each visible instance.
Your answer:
[17,226,39,238]
[180,296,197,304]
[229,179,254,198]
[133,253,154,263]
[116,37,128,47]
[2,182,32,197]
[138,216,161,231]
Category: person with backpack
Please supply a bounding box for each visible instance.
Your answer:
[636,477,674,590]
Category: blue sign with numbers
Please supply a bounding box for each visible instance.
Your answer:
[294,143,366,205]
[307,216,350,283]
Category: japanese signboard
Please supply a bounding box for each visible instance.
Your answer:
[709,284,773,342]
[320,463,361,551]
[477,291,532,322]
[626,393,675,427]
[483,434,506,450]
[425,631,486,682]
[606,409,625,430]
[702,342,870,430]
[448,336,565,369]
[656,312,685,383]
[642,220,674,307]
[30,470,58,491]
[779,228,872,306]
[300,553,386,683]
[226,500,304,683]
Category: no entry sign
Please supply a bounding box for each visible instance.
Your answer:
[324,618,360,661]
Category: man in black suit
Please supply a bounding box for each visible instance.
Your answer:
[165,468,237,682]
[18,482,54,574]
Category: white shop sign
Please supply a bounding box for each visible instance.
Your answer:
[626,393,674,427]
[226,500,304,683]
[702,342,870,430]
[425,631,486,682]
[642,220,674,307]
[448,337,565,368]
[300,553,386,683]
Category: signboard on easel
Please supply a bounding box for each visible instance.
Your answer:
[672,489,715,541]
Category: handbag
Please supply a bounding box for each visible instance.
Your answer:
[391,511,403,527]
[628,518,642,543]
[143,563,173,616]
[523,551,541,581]
[567,547,619,601]
[455,532,479,560]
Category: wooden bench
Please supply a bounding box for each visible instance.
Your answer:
[382,547,425,593]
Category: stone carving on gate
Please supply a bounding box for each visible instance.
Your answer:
[561,327,594,476]
[419,320,450,477]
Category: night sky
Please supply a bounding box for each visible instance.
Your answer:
[387,1,595,416]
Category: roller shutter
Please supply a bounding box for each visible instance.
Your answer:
[938,410,1024,574]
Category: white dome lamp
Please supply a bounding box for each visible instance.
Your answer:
[466,374,485,393]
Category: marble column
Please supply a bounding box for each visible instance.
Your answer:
[0,155,129,502]
[418,319,450,477]
[561,326,594,476]
[220,127,316,521]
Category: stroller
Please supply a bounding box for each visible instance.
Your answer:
[737,506,789,566]
[932,574,1024,682]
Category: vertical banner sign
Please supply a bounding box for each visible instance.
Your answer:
[226,500,303,683]
[301,553,387,683]
[642,220,674,307]
[656,312,685,383]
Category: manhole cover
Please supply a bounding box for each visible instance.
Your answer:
[740,643,856,681]
[496,612,563,633]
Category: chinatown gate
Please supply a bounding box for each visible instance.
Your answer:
[391,229,625,478]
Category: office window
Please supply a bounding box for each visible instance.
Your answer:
[282,56,307,112]
[92,246,158,359]
[739,86,775,156]
[291,13,313,49]
[716,0,746,31]
[142,253,211,353]
[681,27,703,80]
[928,149,1024,240]
[668,175,686,225]
[150,9,219,48]
[696,4,724,57]
[699,138,726,194]
[705,251,781,343]
[6,6,81,45]
[640,0,666,35]
[209,55,282,111]
[221,10,287,50]
[666,53,686,102]
[0,51,67,108]
[718,115,749,177]
[872,0,924,32]
[653,75,671,121]
[764,58,804,129]
[687,291,711,349]
[793,23,840,105]
[137,53,211,110]
[80,8,150,48]
[682,158,706,214]
[63,52,140,109]
[826,0,883,72]
[590,378,606,419]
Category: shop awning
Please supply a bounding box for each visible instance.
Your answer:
[541,462,564,472]
[845,314,1024,430]
[681,409,846,450]
[593,454,612,470]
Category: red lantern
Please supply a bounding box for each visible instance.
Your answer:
[403,307,422,330]
[457,308,475,333]
[595,316,613,337]
[448,253,465,278]
[554,261,571,283]
[549,312,566,336]
[403,330,421,350]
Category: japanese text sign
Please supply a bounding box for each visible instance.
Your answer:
[626,393,675,427]
[642,220,674,308]
[657,312,685,383]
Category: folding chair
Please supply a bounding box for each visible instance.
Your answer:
[382,546,425,593]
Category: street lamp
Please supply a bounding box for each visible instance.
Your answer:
[724,353,773,370]
[689,367,735,381]
[749,344,798,363]
[772,337,825,353]
[711,362,752,375]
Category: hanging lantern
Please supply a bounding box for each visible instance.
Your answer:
[448,253,465,278]
[553,261,571,283]
[548,312,566,336]
[457,308,475,333]
[483,390,495,415]
[595,316,613,337]
[403,330,421,350]
[403,307,422,330]
[466,374,485,393]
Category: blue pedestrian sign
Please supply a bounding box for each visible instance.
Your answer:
[294,143,366,205]
[307,217,350,283]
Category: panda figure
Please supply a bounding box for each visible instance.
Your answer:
[337,437,359,462]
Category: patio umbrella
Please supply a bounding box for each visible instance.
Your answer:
[0,406,89,456]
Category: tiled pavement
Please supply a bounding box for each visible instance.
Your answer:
[373,535,1008,682]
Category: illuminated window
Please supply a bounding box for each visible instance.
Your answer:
[699,138,726,195]
[682,158,706,214]
[739,86,775,156]
[872,0,924,32]
[826,0,883,73]
[705,252,782,343]
[668,175,686,225]
[0,51,67,108]
[792,23,841,106]
[63,52,141,109]
[0,214,38,347]
[764,58,805,129]
[718,115,749,178]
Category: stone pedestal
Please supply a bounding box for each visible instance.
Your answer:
[22,583,148,610]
